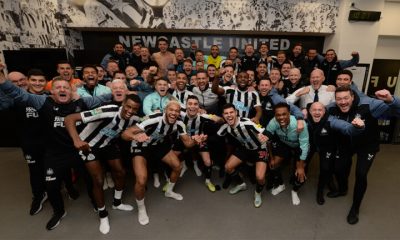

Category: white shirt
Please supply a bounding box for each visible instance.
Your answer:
[286,85,334,109]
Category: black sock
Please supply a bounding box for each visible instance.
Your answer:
[99,209,108,218]
[222,174,232,189]
[231,170,244,184]
[256,183,264,193]
[113,198,121,206]
[271,168,283,187]
[205,166,212,179]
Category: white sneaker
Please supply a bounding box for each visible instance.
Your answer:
[138,207,149,225]
[291,190,300,205]
[99,216,110,234]
[106,173,114,189]
[229,183,247,195]
[193,161,202,177]
[180,161,188,177]
[254,191,262,208]
[165,191,183,201]
[153,173,160,188]
[271,184,286,196]
[112,203,134,211]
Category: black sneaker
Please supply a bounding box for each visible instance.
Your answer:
[67,188,80,200]
[347,208,359,225]
[30,193,48,215]
[316,190,325,205]
[46,211,67,230]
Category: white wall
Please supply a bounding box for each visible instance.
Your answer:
[375,36,400,59]
[379,1,400,36]
[324,0,385,66]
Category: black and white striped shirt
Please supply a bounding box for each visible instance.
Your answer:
[172,89,193,111]
[223,87,261,118]
[180,112,215,136]
[217,117,265,150]
[133,112,187,147]
[79,105,140,149]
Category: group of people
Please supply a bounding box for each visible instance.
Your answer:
[0,39,399,235]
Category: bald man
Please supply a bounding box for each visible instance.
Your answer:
[286,69,335,117]
[307,102,365,205]
[284,68,305,96]
[8,71,28,90]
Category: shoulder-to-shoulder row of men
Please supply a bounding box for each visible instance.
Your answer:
[0,44,397,235]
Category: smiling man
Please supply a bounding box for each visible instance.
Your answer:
[45,60,82,91]
[65,94,141,234]
[77,65,111,97]
[307,102,365,205]
[260,102,309,206]
[173,95,222,190]
[0,70,111,231]
[142,78,176,115]
[212,71,262,123]
[5,69,49,216]
[218,103,269,208]
[171,72,193,111]
[327,86,400,224]
[122,101,204,225]
[286,69,335,117]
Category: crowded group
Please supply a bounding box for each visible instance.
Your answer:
[1,38,399,234]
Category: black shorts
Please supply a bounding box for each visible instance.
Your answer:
[232,146,268,163]
[172,139,209,152]
[132,143,172,161]
[271,139,302,161]
[79,144,121,163]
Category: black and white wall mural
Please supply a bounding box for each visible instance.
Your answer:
[0,0,83,55]
[0,0,338,59]
[62,0,337,32]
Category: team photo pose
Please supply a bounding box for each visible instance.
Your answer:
[65,94,142,234]
[122,101,205,225]
[218,103,269,208]
[259,102,309,206]
[173,95,223,191]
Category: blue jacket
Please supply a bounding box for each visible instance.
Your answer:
[142,92,177,116]
[327,92,400,152]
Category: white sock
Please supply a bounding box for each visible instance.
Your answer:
[165,182,183,200]
[136,199,149,225]
[193,161,202,176]
[166,181,175,192]
[103,177,108,190]
[98,206,106,211]
[205,179,211,184]
[153,173,160,188]
[106,172,114,188]
[114,190,123,200]
[180,161,188,177]
[291,190,300,205]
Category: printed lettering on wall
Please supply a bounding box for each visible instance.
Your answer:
[367,59,400,96]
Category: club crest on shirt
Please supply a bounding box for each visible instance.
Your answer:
[46,168,54,175]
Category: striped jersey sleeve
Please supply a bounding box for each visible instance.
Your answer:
[81,105,119,124]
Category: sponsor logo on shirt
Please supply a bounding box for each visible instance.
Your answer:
[90,108,102,116]
[25,154,36,164]
[45,168,56,181]
[26,107,39,118]
[100,128,118,138]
